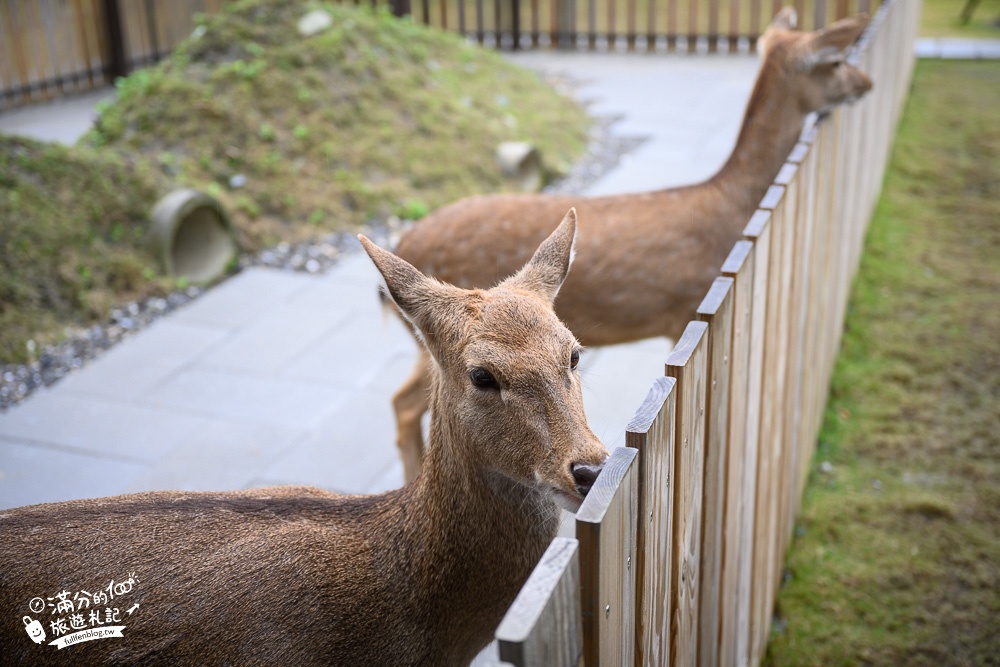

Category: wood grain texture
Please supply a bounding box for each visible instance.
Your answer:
[577,446,638,667]
[695,277,734,667]
[626,376,677,667]
[757,179,795,661]
[665,321,709,667]
[496,538,583,667]
[741,209,772,667]
[720,239,756,667]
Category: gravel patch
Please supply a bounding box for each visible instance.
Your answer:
[0,105,645,411]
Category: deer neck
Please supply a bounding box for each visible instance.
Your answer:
[399,388,558,659]
[709,62,806,221]
[415,393,559,561]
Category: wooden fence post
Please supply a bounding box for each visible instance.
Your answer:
[389,0,412,17]
[665,320,709,667]
[695,277,735,667]
[740,206,774,667]
[577,446,639,666]
[719,240,756,667]
[102,0,128,82]
[496,537,583,666]
[626,376,677,666]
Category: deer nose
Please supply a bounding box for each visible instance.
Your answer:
[571,462,603,498]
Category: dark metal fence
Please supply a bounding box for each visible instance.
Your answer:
[0,0,879,110]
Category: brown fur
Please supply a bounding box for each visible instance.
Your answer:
[388,9,873,481]
[0,212,608,666]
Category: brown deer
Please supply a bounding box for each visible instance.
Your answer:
[0,211,608,666]
[387,8,873,482]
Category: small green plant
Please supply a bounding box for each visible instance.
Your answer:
[258,122,276,141]
[293,124,309,140]
[235,195,261,218]
[397,199,429,220]
[228,58,267,80]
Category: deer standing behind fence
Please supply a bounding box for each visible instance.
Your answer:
[0,211,608,666]
[387,8,873,482]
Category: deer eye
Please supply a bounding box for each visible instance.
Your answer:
[570,349,581,370]
[469,367,500,391]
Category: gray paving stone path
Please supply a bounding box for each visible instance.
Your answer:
[0,50,765,509]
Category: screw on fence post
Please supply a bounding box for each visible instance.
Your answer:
[605,604,611,619]
[627,556,631,570]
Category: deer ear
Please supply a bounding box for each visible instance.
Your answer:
[771,6,797,30]
[803,14,869,66]
[504,208,577,304]
[359,235,454,334]
[759,7,796,56]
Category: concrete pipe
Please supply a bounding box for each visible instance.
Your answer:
[149,189,237,283]
[496,142,544,192]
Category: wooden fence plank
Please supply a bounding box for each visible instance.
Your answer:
[626,376,677,667]
[665,320,709,667]
[26,0,55,98]
[577,446,638,667]
[774,160,804,565]
[761,177,797,660]
[694,276,734,667]
[740,208,773,667]
[496,537,583,667]
[728,0,739,50]
[0,3,17,101]
[749,190,786,667]
[687,0,698,52]
[706,0,718,52]
[784,134,823,528]
[77,0,104,85]
[666,0,677,50]
[719,239,756,667]
[8,0,38,103]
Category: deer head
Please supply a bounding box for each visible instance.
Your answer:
[759,8,873,115]
[361,209,608,512]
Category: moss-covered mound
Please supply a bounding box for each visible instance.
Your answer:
[86,0,590,249]
[0,136,170,362]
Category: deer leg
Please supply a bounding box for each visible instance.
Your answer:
[393,350,431,483]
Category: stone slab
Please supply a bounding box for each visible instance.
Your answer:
[0,437,151,510]
[258,388,403,494]
[123,418,300,493]
[0,392,208,462]
[144,367,352,431]
[171,267,318,330]
[57,319,230,400]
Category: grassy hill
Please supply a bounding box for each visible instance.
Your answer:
[85,0,590,250]
[1,0,590,364]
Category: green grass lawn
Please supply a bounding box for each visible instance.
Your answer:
[921,0,1000,38]
[764,59,1000,666]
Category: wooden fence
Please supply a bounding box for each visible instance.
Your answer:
[0,0,224,110]
[405,0,882,50]
[0,0,881,110]
[492,0,919,664]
